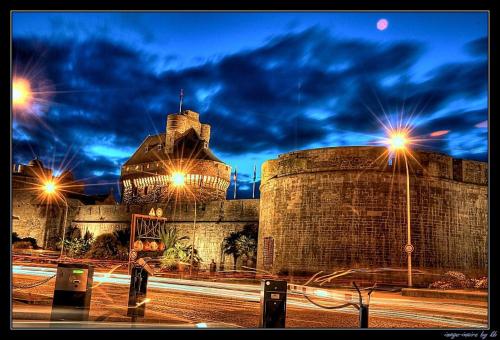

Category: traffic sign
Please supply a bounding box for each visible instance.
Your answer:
[404,244,414,254]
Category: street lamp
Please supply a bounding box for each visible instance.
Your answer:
[389,131,414,287]
[12,77,33,110]
[43,180,69,257]
[171,172,197,276]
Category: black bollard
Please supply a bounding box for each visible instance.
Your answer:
[127,265,149,320]
[359,304,369,328]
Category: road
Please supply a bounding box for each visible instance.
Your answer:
[12,265,488,329]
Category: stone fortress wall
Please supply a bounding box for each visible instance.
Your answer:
[12,191,84,249]
[69,199,259,269]
[257,146,488,277]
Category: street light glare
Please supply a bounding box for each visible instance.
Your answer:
[390,132,408,151]
[44,181,56,194]
[172,172,186,187]
[13,78,32,108]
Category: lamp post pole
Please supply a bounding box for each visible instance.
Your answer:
[403,152,413,287]
[60,196,69,258]
[190,198,196,276]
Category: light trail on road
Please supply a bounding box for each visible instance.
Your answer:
[12,265,487,328]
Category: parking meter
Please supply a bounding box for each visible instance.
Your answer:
[51,263,94,322]
[259,279,287,328]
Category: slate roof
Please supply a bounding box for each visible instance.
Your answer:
[123,127,223,166]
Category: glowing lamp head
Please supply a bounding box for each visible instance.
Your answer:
[13,78,32,108]
[390,132,408,151]
[171,172,186,187]
[43,181,56,194]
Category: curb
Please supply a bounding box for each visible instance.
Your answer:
[401,288,487,301]
[12,311,190,324]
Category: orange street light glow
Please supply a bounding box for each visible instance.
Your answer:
[172,172,186,187]
[13,78,33,109]
[43,181,57,194]
[390,132,408,151]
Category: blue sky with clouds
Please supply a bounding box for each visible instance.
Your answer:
[12,12,488,198]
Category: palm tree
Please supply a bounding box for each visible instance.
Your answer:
[222,231,241,271]
[236,235,257,267]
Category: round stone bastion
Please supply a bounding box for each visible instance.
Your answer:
[256,146,487,281]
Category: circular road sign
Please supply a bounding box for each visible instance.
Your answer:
[404,244,414,254]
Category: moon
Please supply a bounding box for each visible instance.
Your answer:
[377,18,389,31]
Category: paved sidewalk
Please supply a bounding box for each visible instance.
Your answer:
[401,288,487,301]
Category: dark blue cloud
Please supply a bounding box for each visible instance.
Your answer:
[12,27,488,198]
[464,36,488,57]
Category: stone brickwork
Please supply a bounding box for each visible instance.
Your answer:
[257,146,488,277]
[121,159,231,205]
[120,110,231,205]
[12,191,84,249]
[69,199,259,268]
[71,205,132,237]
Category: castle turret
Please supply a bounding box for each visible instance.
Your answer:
[122,108,229,205]
[200,124,211,148]
[166,113,187,153]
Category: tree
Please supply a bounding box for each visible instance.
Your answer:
[222,231,242,271]
[236,235,257,266]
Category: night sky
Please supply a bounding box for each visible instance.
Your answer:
[12,12,488,199]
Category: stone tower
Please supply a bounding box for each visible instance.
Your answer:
[120,109,231,205]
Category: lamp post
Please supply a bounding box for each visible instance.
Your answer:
[43,180,69,257]
[389,132,413,288]
[171,172,198,276]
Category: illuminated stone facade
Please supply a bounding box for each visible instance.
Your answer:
[69,199,259,269]
[12,116,488,278]
[257,146,488,278]
[120,110,231,205]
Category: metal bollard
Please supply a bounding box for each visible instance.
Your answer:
[359,304,369,328]
[127,259,153,321]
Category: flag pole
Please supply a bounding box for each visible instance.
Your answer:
[252,164,256,199]
[179,88,184,114]
[233,168,237,200]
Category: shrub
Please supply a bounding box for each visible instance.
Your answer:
[158,226,202,272]
[13,241,33,249]
[12,232,21,243]
[63,231,94,258]
[429,271,488,289]
[473,277,488,289]
[113,228,131,248]
[86,233,128,260]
